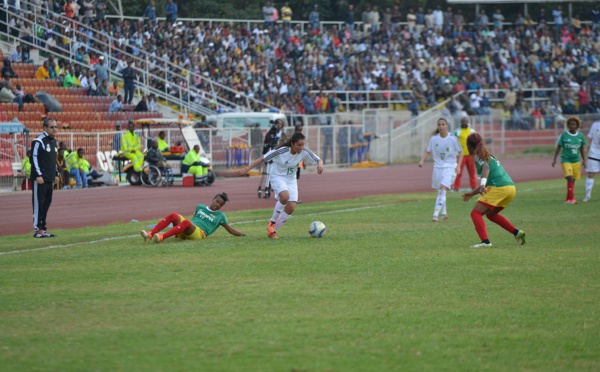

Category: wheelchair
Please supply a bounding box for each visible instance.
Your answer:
[141,163,174,187]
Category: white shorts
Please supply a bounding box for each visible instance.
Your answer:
[432,167,456,190]
[587,157,600,173]
[269,175,299,202]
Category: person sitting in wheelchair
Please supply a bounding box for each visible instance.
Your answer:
[147,139,173,185]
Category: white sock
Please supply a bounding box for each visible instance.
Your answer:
[275,211,291,231]
[586,178,594,198]
[441,200,447,216]
[270,201,285,222]
[434,189,446,217]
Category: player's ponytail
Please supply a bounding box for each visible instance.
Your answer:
[215,192,229,203]
[277,132,305,149]
[466,133,491,162]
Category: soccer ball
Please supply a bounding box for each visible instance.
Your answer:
[309,221,326,238]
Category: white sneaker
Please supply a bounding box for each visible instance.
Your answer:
[583,196,590,202]
[140,230,152,243]
[471,242,492,248]
[440,214,448,220]
[432,216,438,222]
[515,230,526,246]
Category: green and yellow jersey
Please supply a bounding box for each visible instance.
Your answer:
[190,204,228,237]
[474,155,514,187]
[557,131,586,163]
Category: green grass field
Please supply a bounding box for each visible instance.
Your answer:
[1,179,599,371]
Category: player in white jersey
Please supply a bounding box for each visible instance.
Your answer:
[583,120,600,202]
[418,118,464,221]
[238,132,324,238]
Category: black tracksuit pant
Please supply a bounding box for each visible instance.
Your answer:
[32,181,54,231]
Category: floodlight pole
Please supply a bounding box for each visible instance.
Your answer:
[106,0,123,19]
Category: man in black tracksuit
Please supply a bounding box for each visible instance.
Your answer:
[31,118,59,238]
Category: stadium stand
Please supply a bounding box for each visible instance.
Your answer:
[1,1,600,181]
[2,2,600,120]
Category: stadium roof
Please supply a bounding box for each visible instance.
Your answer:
[448,0,594,3]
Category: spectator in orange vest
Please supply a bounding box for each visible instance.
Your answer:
[64,0,76,19]
[108,81,120,96]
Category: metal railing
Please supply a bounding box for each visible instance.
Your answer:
[308,86,582,114]
[1,1,279,116]
[307,90,415,112]
[105,15,594,37]
[4,112,600,190]
[4,2,595,119]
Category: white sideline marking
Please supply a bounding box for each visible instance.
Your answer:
[0,203,401,255]
[520,185,562,192]
[0,184,562,256]
[0,236,138,256]
[231,203,399,226]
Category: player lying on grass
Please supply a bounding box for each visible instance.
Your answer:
[461,133,526,249]
[140,192,246,243]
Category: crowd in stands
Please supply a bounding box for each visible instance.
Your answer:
[3,44,159,113]
[0,59,38,109]
[4,1,600,126]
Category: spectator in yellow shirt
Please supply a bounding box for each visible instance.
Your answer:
[34,61,50,79]
[281,2,292,27]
